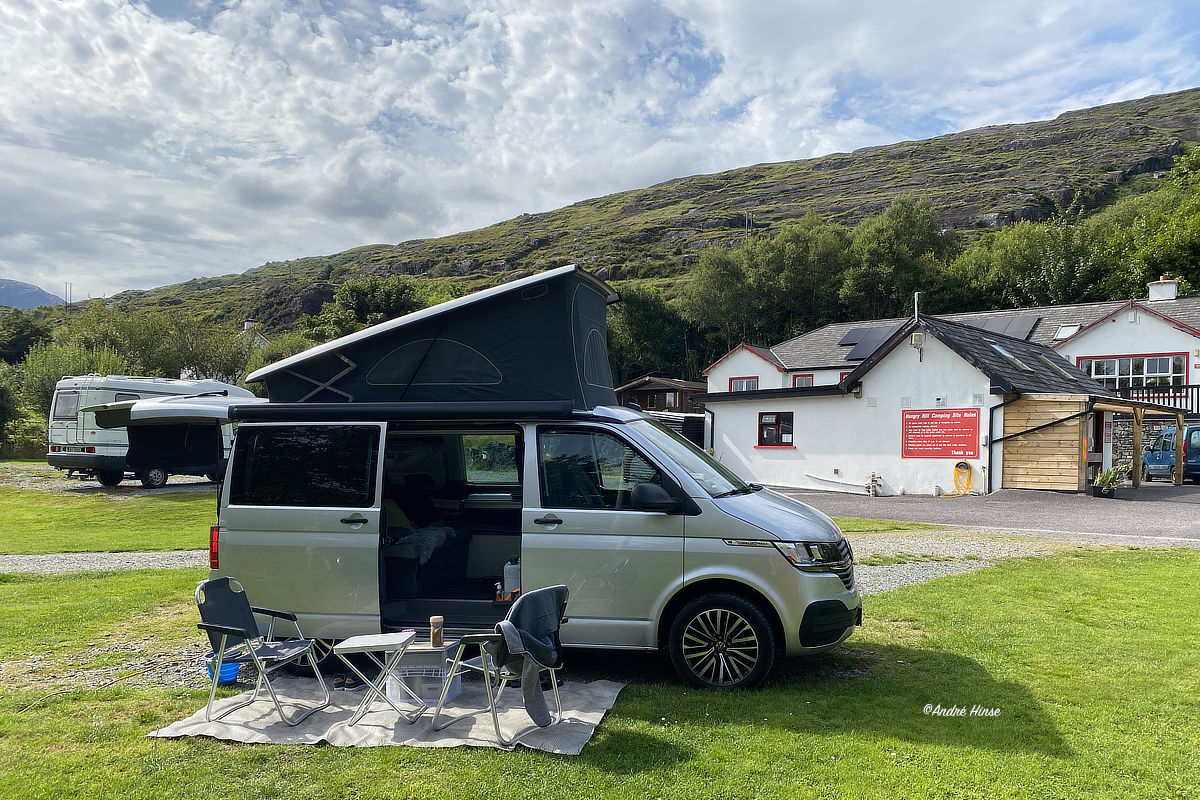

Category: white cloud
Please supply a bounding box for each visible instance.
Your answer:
[0,0,1196,299]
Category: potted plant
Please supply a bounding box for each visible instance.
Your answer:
[1091,464,1129,498]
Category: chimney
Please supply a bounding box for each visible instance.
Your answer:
[1147,276,1178,302]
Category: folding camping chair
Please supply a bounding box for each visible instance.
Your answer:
[195,577,331,726]
[431,584,569,746]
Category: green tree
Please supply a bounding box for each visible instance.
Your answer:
[299,274,432,341]
[839,195,957,319]
[20,341,132,414]
[677,248,758,356]
[0,309,53,363]
[607,286,692,382]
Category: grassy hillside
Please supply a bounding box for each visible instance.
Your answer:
[111,88,1200,327]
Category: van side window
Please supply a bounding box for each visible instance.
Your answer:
[538,429,661,510]
[462,433,519,485]
[1190,430,1200,453]
[52,392,80,419]
[230,425,379,508]
[114,393,140,402]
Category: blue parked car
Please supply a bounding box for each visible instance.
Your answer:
[1143,426,1200,482]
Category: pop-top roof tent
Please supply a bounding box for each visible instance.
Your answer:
[245,265,621,410]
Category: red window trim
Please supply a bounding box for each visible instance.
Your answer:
[754,445,797,450]
[1075,351,1189,384]
[839,370,853,381]
[729,375,759,391]
[792,373,814,387]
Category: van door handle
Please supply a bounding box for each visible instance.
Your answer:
[533,515,563,527]
[340,516,367,525]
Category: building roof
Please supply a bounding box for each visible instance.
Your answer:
[615,374,707,393]
[701,313,1121,403]
[701,342,786,375]
[755,294,1200,371]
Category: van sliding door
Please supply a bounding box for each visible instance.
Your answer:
[218,422,385,639]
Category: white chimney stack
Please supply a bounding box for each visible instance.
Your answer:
[1147,276,1178,302]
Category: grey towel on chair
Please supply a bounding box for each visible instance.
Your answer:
[493,585,568,727]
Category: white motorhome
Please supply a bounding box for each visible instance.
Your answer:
[47,375,255,487]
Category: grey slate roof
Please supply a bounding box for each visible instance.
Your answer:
[763,295,1200,370]
[915,317,1119,397]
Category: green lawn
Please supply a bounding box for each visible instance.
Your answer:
[0,487,216,554]
[0,550,1196,799]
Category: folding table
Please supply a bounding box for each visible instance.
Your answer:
[333,631,427,726]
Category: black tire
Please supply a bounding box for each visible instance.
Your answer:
[669,593,776,689]
[140,468,168,489]
[1142,466,1152,483]
[97,470,124,487]
[206,472,221,483]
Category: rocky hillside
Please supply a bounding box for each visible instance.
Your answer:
[114,87,1200,326]
[0,280,63,309]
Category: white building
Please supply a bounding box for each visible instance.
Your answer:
[700,280,1192,495]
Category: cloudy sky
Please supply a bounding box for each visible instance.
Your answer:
[2,0,1198,301]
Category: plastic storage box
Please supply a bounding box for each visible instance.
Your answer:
[386,640,461,704]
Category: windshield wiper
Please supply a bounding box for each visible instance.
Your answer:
[713,485,756,498]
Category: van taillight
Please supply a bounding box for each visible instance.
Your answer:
[209,526,220,569]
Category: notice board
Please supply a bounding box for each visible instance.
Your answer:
[901,408,980,459]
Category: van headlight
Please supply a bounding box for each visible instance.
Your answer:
[774,539,849,572]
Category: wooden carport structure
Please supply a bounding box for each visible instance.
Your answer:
[999,393,1186,491]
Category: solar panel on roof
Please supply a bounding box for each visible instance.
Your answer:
[1004,315,1038,341]
[965,314,1040,340]
[844,325,902,360]
[838,328,869,346]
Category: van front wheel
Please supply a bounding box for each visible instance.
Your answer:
[669,593,775,689]
[97,470,124,487]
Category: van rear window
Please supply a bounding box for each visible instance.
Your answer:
[52,392,80,420]
[230,425,379,508]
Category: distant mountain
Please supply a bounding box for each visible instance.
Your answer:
[0,279,63,309]
[112,87,1200,327]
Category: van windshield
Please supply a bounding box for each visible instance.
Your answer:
[630,419,749,497]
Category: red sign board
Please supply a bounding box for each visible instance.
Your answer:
[901,408,980,459]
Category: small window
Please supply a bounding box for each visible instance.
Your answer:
[758,412,794,446]
[230,425,380,508]
[114,393,140,402]
[1054,324,1080,340]
[729,377,758,392]
[665,391,678,408]
[989,342,1032,371]
[538,429,662,510]
[52,392,80,420]
[462,433,519,485]
[792,374,813,388]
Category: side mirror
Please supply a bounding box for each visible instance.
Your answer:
[630,482,680,513]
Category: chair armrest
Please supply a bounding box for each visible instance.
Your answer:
[458,632,501,645]
[250,606,298,622]
[198,622,254,640]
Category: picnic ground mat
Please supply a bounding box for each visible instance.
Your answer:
[150,676,624,754]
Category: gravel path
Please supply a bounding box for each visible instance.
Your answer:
[0,460,215,495]
[0,550,207,574]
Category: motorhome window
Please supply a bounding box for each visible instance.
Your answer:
[631,419,748,497]
[538,429,661,510]
[462,433,519,485]
[114,393,140,402]
[1191,430,1200,452]
[52,392,80,420]
[229,425,379,508]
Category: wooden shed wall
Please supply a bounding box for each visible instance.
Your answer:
[1002,396,1088,491]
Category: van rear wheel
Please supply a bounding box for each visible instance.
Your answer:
[97,470,124,487]
[669,593,775,689]
[140,468,168,489]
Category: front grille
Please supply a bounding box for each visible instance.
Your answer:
[832,538,855,591]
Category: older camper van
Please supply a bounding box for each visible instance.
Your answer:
[47,375,254,487]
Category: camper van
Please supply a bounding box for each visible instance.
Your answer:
[100,267,861,688]
[47,375,254,487]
